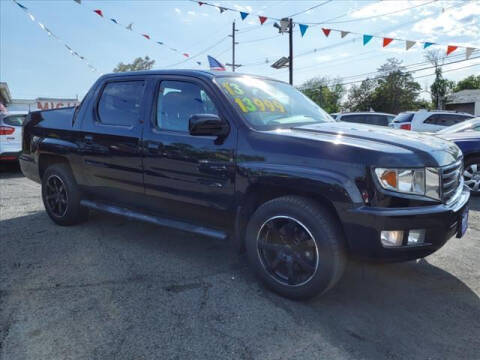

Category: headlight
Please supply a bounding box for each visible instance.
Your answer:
[374,168,440,200]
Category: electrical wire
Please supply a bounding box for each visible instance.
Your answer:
[286,0,333,18]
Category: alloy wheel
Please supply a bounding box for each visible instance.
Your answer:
[464,163,480,193]
[45,175,68,217]
[257,216,319,287]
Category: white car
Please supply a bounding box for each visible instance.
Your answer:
[390,110,474,132]
[0,111,27,162]
[335,112,396,127]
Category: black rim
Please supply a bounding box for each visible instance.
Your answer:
[45,175,68,217]
[257,216,319,287]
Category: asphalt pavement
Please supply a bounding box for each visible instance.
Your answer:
[1,163,479,360]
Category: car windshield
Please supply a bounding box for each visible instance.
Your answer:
[438,117,480,134]
[216,76,334,130]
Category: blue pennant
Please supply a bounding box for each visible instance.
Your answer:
[15,1,28,10]
[240,12,248,20]
[363,34,373,45]
[299,24,308,37]
[424,42,434,49]
[110,18,118,24]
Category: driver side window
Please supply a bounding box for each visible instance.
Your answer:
[156,80,218,132]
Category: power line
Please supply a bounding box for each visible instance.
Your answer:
[165,35,229,67]
[286,0,333,18]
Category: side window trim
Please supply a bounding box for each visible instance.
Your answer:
[94,79,146,128]
[151,78,220,135]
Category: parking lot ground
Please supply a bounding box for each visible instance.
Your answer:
[1,164,479,360]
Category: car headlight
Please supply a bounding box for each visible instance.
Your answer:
[374,168,440,200]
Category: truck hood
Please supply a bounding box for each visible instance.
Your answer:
[277,122,461,167]
[437,132,480,142]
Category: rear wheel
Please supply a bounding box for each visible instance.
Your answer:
[245,196,346,300]
[42,164,88,225]
[464,157,480,196]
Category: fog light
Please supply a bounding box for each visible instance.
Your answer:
[408,229,425,245]
[381,231,404,247]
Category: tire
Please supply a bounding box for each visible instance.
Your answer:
[464,157,480,196]
[41,163,89,226]
[245,196,346,300]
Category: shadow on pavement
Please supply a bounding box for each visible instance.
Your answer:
[469,196,480,211]
[0,162,23,179]
[1,209,479,359]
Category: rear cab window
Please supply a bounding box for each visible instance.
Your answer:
[97,81,145,126]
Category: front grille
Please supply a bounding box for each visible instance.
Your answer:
[441,160,463,203]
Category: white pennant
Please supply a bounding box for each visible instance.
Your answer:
[406,40,416,50]
[466,47,474,60]
[126,23,133,31]
[340,31,349,38]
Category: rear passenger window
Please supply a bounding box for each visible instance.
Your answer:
[424,114,471,127]
[97,81,145,126]
[156,80,218,132]
[2,115,26,126]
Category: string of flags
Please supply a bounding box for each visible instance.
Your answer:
[192,0,477,60]
[12,0,100,73]
[72,0,191,59]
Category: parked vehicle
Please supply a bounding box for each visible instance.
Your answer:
[390,110,474,132]
[438,126,480,195]
[20,70,470,299]
[437,117,480,135]
[336,112,396,127]
[0,111,27,161]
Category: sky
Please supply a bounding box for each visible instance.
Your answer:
[1,0,479,101]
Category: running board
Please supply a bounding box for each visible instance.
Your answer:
[80,200,228,240]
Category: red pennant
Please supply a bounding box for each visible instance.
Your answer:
[198,1,204,5]
[259,16,267,25]
[183,53,190,57]
[142,34,150,40]
[383,38,393,47]
[322,28,331,37]
[93,9,103,17]
[446,45,458,55]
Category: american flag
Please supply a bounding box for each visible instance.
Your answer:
[207,55,226,71]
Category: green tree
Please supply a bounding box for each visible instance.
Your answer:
[299,77,345,113]
[454,75,480,91]
[113,56,155,72]
[426,50,454,109]
[344,58,422,113]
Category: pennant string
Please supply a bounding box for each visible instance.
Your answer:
[12,0,101,73]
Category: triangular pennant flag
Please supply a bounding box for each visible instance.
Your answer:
[15,1,28,10]
[142,34,150,40]
[196,61,202,66]
[183,53,190,57]
[446,45,458,56]
[73,0,81,3]
[340,31,349,38]
[126,23,133,30]
[259,16,267,25]
[322,28,331,37]
[406,40,416,50]
[110,18,118,24]
[93,9,103,17]
[466,47,474,60]
[219,7,227,13]
[198,1,204,5]
[363,34,373,45]
[157,41,164,45]
[383,38,393,47]
[424,42,434,49]
[28,13,35,21]
[240,12,249,20]
[299,24,308,37]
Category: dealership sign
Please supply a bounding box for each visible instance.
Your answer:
[36,99,79,110]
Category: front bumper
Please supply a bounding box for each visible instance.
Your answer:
[342,187,470,262]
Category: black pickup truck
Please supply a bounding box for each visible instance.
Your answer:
[20,70,470,299]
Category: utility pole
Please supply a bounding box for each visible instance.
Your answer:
[226,21,241,72]
[289,18,293,85]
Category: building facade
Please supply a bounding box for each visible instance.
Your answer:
[446,89,480,116]
[8,97,80,112]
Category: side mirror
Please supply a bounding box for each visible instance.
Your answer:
[189,114,229,137]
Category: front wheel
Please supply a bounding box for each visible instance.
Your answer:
[42,164,89,226]
[245,196,346,300]
[464,157,480,196]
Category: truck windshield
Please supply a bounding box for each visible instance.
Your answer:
[216,76,334,130]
